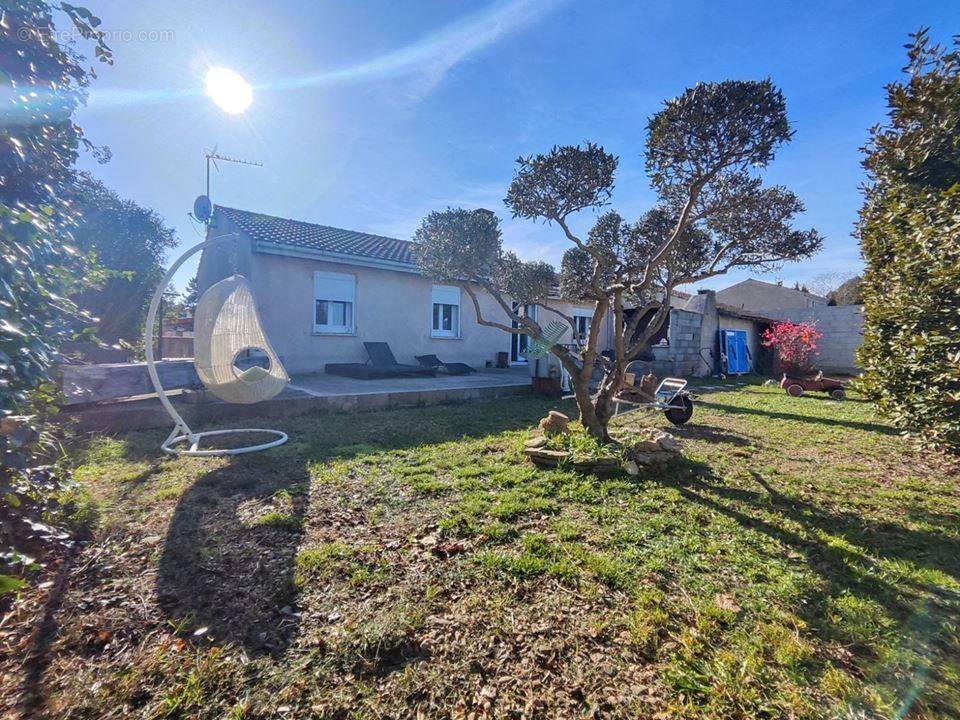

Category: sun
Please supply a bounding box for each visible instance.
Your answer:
[204,67,253,115]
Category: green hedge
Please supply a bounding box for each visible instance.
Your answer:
[857,31,960,452]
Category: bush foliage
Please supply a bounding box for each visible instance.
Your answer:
[1,1,112,601]
[857,29,960,451]
[762,321,822,376]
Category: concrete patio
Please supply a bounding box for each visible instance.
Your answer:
[288,366,530,397]
[63,367,533,433]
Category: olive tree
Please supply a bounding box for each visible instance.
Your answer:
[414,80,822,440]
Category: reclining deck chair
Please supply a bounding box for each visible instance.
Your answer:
[145,236,289,456]
[325,342,437,379]
[415,354,475,375]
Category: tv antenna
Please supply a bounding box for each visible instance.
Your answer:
[194,148,263,224]
[205,148,262,197]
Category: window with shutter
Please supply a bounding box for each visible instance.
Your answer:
[313,271,356,334]
[431,284,461,338]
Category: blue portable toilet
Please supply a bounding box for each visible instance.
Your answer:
[720,329,750,374]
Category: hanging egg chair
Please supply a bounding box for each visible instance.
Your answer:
[193,275,289,405]
[144,235,289,456]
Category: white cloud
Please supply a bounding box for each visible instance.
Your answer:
[279,0,569,99]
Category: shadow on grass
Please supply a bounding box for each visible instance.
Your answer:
[649,455,959,712]
[697,399,898,435]
[661,457,959,589]
[666,423,754,447]
[156,449,309,657]
[154,396,568,656]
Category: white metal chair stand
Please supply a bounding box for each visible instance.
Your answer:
[144,235,289,457]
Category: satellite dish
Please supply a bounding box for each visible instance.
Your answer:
[193,195,213,223]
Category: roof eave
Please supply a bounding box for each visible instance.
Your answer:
[718,307,777,323]
[253,240,420,274]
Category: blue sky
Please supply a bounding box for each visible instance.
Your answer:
[74,1,959,292]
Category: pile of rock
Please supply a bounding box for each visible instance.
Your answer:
[621,427,682,475]
[524,411,573,466]
[537,410,570,437]
[523,410,683,476]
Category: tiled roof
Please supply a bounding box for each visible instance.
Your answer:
[216,206,415,265]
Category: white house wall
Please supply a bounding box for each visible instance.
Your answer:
[196,216,610,374]
[202,253,605,375]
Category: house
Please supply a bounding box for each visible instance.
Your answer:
[195,206,857,380]
[196,206,610,375]
[716,278,828,312]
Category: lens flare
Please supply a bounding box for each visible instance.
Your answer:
[204,67,253,114]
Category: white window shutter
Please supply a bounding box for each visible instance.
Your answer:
[431,284,460,306]
[314,271,356,333]
[315,271,355,303]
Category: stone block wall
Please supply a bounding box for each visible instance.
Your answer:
[775,306,863,374]
[643,309,709,377]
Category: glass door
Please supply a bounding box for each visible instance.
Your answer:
[510,303,537,363]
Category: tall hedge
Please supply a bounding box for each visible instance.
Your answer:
[857,30,960,452]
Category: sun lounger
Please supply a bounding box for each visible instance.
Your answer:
[415,354,475,376]
[325,342,436,379]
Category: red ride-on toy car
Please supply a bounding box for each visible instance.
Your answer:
[779,372,846,400]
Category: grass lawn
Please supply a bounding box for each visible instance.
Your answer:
[10,380,960,718]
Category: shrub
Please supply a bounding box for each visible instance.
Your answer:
[1,1,113,603]
[857,29,960,452]
[761,321,822,376]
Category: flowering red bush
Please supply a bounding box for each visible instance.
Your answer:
[762,321,822,375]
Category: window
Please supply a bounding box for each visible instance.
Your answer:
[573,311,592,342]
[431,284,461,338]
[313,271,355,334]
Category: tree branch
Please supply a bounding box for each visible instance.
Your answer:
[460,282,526,335]
[626,278,677,358]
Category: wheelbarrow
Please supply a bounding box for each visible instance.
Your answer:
[779,372,846,400]
[560,375,695,426]
[613,376,695,426]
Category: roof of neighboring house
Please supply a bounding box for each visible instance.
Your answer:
[716,278,827,304]
[216,205,416,266]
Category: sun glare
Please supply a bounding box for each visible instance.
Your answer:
[204,67,253,114]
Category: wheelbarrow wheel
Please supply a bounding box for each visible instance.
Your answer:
[786,383,804,397]
[664,394,694,426]
[830,388,846,401]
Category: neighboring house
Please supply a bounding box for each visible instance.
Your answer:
[637,290,774,378]
[716,278,828,311]
[715,278,862,375]
[196,206,610,375]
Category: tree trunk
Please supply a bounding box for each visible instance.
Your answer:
[570,375,610,442]
[569,368,623,443]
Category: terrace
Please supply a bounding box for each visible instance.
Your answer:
[62,365,533,433]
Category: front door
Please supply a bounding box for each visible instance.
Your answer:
[722,330,750,374]
[510,303,537,362]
